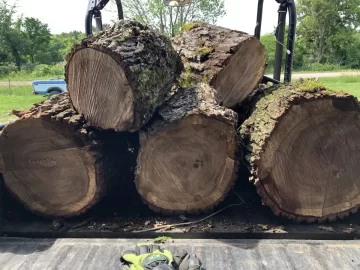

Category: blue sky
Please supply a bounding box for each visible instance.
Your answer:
[13,0,280,35]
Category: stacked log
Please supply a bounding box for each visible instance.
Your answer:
[135,83,238,214]
[0,93,136,217]
[1,18,360,223]
[239,81,360,222]
[172,22,267,108]
[65,20,183,132]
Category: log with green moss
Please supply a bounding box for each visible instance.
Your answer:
[0,93,136,218]
[172,22,267,108]
[65,20,183,132]
[239,79,360,223]
[135,83,239,214]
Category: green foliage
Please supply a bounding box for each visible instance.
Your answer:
[31,64,64,77]
[110,0,226,37]
[260,34,276,71]
[301,63,344,72]
[297,0,360,65]
[0,65,16,76]
[0,0,30,70]
[22,17,51,63]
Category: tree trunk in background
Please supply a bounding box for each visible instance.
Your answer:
[172,22,267,108]
[65,20,183,132]
[136,83,239,214]
[239,80,360,223]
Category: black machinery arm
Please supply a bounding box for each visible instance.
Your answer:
[86,0,124,36]
[255,0,297,84]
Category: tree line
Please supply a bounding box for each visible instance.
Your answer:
[0,0,359,78]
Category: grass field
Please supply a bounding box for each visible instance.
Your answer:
[319,76,360,98]
[0,86,46,123]
[0,75,359,124]
[0,74,64,82]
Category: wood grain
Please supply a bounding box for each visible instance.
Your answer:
[65,20,183,132]
[172,22,266,108]
[240,81,360,222]
[0,94,106,217]
[136,83,239,213]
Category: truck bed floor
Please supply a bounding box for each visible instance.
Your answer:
[1,238,360,270]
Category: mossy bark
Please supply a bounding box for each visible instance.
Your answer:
[65,20,183,132]
[0,93,135,218]
[136,83,239,214]
[172,22,267,108]
[239,80,360,223]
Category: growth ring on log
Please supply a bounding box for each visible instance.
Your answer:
[240,81,360,222]
[0,94,105,217]
[136,84,238,214]
[65,20,182,132]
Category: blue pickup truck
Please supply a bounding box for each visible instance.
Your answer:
[32,78,67,99]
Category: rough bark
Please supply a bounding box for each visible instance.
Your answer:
[172,22,267,108]
[65,20,183,132]
[136,83,239,214]
[0,93,134,218]
[239,79,360,223]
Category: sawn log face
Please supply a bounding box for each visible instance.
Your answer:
[239,81,360,222]
[0,94,110,217]
[172,22,267,108]
[65,20,183,132]
[136,83,239,214]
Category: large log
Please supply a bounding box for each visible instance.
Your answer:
[0,93,133,217]
[172,22,267,108]
[65,20,183,132]
[136,83,238,214]
[239,80,360,222]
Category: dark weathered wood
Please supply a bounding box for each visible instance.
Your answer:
[136,83,239,214]
[65,20,183,132]
[172,22,267,108]
[0,93,134,218]
[239,80,360,223]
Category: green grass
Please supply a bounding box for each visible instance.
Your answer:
[0,75,359,124]
[319,76,360,98]
[0,86,46,123]
[0,74,63,82]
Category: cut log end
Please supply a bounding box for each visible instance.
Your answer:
[172,23,266,108]
[65,20,183,132]
[0,105,104,217]
[241,82,360,222]
[136,84,238,213]
[260,98,360,221]
[213,38,266,107]
[67,48,135,131]
[137,116,236,213]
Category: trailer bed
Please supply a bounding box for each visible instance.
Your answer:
[1,238,360,270]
